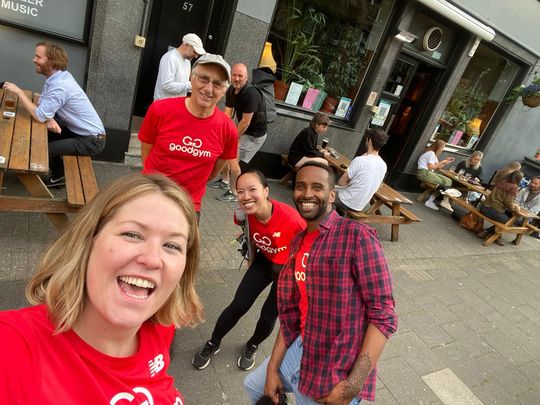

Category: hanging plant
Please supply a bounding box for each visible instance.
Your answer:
[506,71,540,108]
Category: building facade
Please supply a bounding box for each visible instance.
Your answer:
[1,0,538,187]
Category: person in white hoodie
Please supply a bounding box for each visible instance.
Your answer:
[153,33,206,100]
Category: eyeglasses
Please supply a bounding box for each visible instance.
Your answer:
[192,72,228,91]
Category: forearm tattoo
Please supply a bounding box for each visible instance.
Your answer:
[342,352,372,400]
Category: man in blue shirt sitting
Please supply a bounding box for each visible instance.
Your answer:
[4,42,105,187]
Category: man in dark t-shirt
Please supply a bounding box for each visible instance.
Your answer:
[208,63,267,202]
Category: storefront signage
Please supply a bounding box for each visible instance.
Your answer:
[0,0,91,43]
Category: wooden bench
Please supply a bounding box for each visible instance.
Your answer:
[279,154,297,185]
[446,195,529,246]
[345,183,421,242]
[417,182,437,202]
[63,156,99,207]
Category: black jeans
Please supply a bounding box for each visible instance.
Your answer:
[48,127,105,177]
[211,253,280,347]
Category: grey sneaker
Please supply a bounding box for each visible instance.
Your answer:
[216,189,238,202]
[237,343,258,370]
[207,178,230,189]
[192,340,221,370]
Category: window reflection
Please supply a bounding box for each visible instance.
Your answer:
[431,44,519,150]
[266,0,395,119]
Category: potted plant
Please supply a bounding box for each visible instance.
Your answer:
[271,1,326,100]
[506,71,540,108]
[321,24,366,113]
[445,85,487,139]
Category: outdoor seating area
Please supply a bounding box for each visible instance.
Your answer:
[1,161,539,404]
[0,88,98,230]
[346,183,421,242]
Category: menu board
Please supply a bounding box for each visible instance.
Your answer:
[0,0,91,43]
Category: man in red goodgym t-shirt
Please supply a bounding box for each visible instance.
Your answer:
[139,53,238,213]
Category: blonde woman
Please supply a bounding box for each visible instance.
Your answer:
[455,150,483,182]
[0,173,203,403]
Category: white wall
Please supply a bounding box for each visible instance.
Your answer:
[455,0,540,55]
[237,0,276,23]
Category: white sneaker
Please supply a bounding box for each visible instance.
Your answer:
[439,197,454,212]
[425,198,439,210]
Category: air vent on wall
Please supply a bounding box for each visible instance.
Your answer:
[423,26,443,51]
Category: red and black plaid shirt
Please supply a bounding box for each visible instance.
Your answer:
[277,211,397,401]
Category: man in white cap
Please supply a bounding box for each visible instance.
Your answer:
[140,54,238,215]
[153,33,206,100]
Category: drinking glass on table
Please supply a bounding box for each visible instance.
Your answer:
[321,138,329,149]
[3,90,16,118]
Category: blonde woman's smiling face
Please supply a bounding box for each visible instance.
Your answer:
[82,192,189,334]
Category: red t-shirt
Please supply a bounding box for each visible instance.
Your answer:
[0,305,184,405]
[139,97,238,211]
[294,229,320,336]
[235,200,306,264]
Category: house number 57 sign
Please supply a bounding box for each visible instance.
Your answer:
[182,2,193,12]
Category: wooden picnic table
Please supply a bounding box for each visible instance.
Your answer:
[447,194,539,246]
[0,88,76,229]
[323,146,351,177]
[346,183,421,242]
[438,169,490,196]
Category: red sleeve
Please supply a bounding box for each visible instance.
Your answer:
[0,322,36,404]
[220,117,239,160]
[138,102,160,145]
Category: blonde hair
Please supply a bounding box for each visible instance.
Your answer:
[26,173,203,332]
[492,161,522,185]
[467,151,483,170]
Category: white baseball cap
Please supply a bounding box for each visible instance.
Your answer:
[182,33,206,55]
[193,53,231,83]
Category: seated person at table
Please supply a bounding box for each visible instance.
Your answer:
[0,173,203,403]
[456,151,483,181]
[416,140,455,211]
[478,170,523,246]
[455,151,484,203]
[334,129,388,216]
[3,42,105,187]
[288,112,330,168]
[488,161,521,187]
[514,176,540,241]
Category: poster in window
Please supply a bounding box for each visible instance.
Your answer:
[371,99,392,127]
[0,0,91,43]
[284,82,303,106]
[335,97,352,118]
[302,88,320,110]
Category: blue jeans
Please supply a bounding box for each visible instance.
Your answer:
[244,336,361,405]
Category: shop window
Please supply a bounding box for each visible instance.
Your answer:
[265,0,395,120]
[431,44,519,150]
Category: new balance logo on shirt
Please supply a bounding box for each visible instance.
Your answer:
[148,354,165,377]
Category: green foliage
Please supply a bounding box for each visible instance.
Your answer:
[276,1,327,84]
[444,85,487,131]
[323,24,365,98]
[505,72,540,102]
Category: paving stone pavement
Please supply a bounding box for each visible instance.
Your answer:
[1,161,539,404]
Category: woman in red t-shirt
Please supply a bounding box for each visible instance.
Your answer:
[0,174,203,404]
[192,170,306,371]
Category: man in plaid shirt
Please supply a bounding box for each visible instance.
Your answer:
[244,162,397,405]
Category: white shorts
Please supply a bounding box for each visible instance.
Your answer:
[238,134,267,163]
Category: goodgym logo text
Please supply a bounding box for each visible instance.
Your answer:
[169,136,211,157]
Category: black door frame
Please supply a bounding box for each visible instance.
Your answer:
[133,0,237,117]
